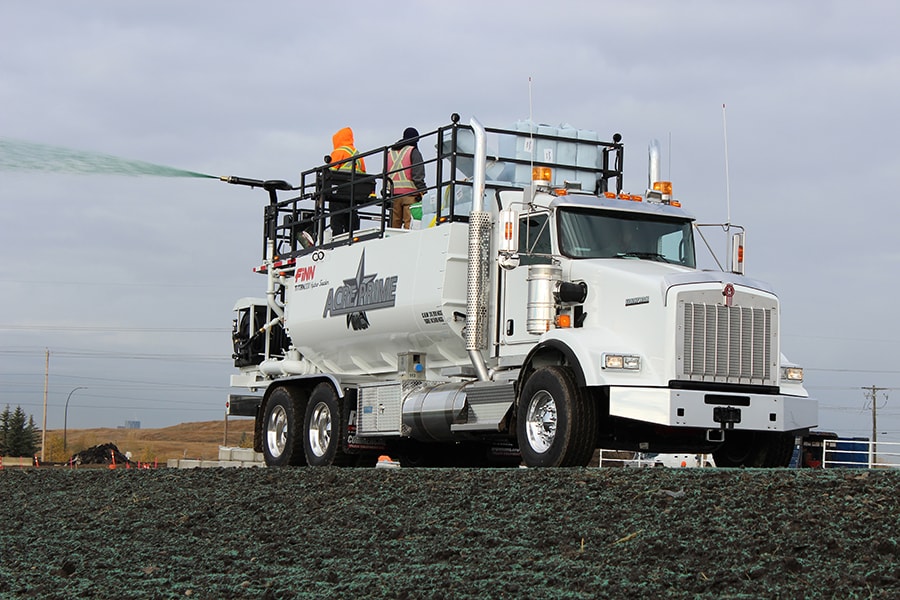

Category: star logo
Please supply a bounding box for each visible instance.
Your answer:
[322,251,399,324]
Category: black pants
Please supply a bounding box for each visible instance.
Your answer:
[329,200,359,235]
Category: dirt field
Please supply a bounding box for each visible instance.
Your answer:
[1,466,898,599]
[40,420,255,464]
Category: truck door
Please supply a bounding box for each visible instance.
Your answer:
[498,213,553,352]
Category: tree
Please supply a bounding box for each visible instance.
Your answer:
[0,405,41,457]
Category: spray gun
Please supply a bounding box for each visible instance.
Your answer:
[219,175,295,205]
[219,175,293,191]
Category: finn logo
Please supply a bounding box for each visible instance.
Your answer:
[295,265,316,283]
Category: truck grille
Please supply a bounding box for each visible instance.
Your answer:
[677,299,777,386]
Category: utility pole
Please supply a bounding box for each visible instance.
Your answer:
[41,349,49,463]
[862,385,888,466]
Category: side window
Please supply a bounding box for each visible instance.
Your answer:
[519,214,552,265]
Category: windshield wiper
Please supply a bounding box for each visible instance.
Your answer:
[616,251,675,263]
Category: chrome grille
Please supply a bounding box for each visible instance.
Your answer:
[678,300,776,385]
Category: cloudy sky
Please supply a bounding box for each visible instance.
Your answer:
[2,1,899,442]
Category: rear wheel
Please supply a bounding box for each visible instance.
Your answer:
[516,366,597,467]
[262,386,307,467]
[303,383,357,466]
[713,431,796,467]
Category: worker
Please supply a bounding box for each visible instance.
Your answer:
[387,127,427,229]
[327,127,365,235]
[329,127,366,173]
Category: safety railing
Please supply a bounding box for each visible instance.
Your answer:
[258,115,625,261]
[808,439,900,469]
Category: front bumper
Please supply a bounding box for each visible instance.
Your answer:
[608,387,817,432]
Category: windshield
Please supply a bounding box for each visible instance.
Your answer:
[558,207,696,267]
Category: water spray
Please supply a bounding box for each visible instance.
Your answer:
[0,137,216,179]
[0,136,299,207]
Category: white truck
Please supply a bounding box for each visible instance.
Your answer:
[225,113,816,468]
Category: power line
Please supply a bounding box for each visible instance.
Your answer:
[805,367,900,375]
[0,349,228,363]
[0,325,227,333]
[783,334,900,344]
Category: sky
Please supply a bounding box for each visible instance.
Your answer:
[1,1,899,442]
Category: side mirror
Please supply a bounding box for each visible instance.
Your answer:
[498,208,520,270]
[731,231,745,275]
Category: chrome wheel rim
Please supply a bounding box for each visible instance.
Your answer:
[307,401,332,458]
[525,390,557,454]
[266,404,288,458]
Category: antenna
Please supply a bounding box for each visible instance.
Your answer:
[528,76,533,123]
[722,103,732,227]
[667,132,672,180]
[722,103,733,269]
[528,77,535,200]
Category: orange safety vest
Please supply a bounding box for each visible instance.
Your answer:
[331,145,365,172]
[388,146,417,195]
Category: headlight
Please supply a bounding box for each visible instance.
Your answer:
[603,354,641,370]
[781,366,804,382]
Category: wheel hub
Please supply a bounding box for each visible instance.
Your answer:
[307,401,332,458]
[525,390,557,453]
[266,404,287,458]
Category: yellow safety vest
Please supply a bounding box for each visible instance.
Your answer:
[332,146,361,172]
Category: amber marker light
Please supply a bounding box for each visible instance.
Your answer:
[532,166,552,182]
[653,181,673,195]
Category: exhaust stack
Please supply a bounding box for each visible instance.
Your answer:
[648,139,661,190]
[465,117,491,382]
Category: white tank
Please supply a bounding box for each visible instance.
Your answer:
[283,223,474,381]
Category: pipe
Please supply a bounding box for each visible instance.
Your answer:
[465,117,491,382]
[264,241,285,321]
[471,117,487,213]
[648,139,661,189]
[262,239,285,360]
[258,350,319,376]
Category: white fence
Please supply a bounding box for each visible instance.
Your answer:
[595,440,900,469]
[812,439,900,469]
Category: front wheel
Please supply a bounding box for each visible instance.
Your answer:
[516,366,597,467]
[713,431,796,467]
[303,383,357,466]
[261,386,307,467]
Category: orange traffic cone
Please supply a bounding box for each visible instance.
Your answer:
[109,450,117,470]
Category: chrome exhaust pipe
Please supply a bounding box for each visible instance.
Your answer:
[466,117,491,382]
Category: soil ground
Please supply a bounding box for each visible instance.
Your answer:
[1,467,898,599]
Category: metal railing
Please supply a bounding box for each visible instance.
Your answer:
[256,116,625,261]
[810,439,900,469]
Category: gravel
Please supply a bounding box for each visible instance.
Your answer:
[1,467,898,599]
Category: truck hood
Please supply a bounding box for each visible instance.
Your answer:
[566,258,775,307]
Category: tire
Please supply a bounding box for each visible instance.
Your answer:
[303,383,356,467]
[713,431,796,468]
[261,386,307,467]
[516,366,597,467]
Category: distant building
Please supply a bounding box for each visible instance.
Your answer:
[124,420,141,430]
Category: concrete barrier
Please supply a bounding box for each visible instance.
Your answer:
[169,447,266,469]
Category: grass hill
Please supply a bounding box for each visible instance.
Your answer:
[40,419,256,464]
